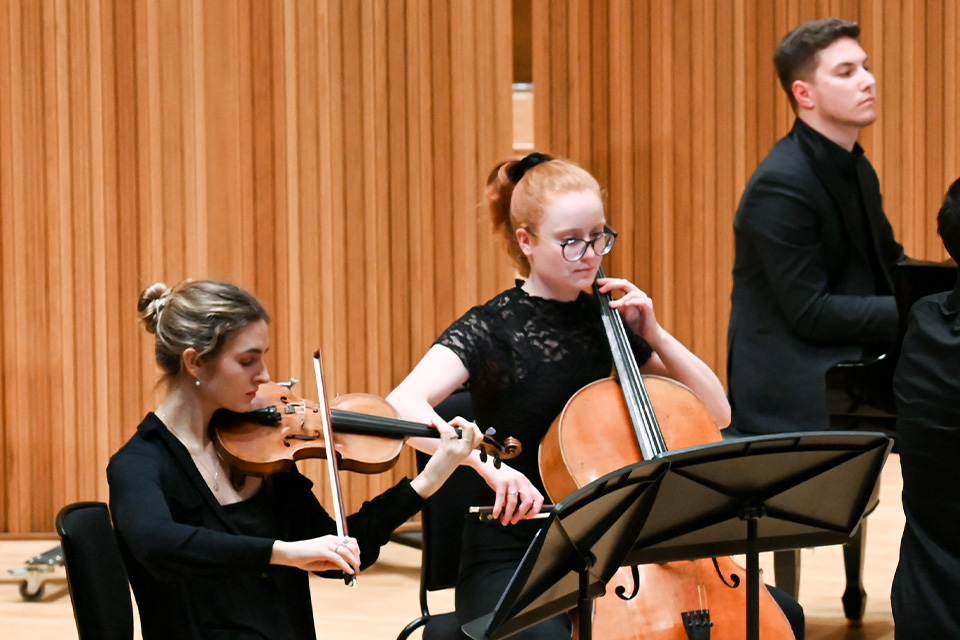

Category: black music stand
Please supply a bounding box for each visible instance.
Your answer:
[624,431,892,640]
[464,431,891,640]
[461,459,670,640]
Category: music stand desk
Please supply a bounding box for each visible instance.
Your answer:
[462,459,670,640]
[627,431,891,639]
[465,431,891,640]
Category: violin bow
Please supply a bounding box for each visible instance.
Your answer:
[312,349,356,587]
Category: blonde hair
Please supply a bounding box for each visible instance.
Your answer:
[138,280,269,384]
[486,154,601,276]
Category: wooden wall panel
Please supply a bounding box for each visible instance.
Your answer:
[533,0,959,384]
[1,0,956,535]
[0,0,513,534]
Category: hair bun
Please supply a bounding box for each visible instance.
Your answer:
[138,282,171,334]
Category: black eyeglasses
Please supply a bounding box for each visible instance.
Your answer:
[535,225,617,261]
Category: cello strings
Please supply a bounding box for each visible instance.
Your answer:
[596,267,668,456]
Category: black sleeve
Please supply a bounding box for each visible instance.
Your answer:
[345,478,425,570]
[435,304,492,373]
[274,468,425,575]
[875,201,908,272]
[108,448,274,581]
[737,169,897,343]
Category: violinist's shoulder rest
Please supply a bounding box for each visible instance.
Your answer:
[211,406,282,427]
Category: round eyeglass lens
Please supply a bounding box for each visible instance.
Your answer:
[596,233,615,256]
[561,239,588,261]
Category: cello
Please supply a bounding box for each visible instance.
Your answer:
[539,267,795,639]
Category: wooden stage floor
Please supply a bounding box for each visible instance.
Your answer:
[0,454,905,639]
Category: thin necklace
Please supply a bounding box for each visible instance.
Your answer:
[158,410,223,492]
[194,448,223,492]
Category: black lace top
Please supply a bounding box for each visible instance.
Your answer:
[437,282,653,499]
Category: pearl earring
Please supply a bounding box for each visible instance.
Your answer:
[195,379,201,387]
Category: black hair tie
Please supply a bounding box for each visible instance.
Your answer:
[506,152,553,184]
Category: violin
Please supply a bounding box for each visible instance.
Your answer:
[211,379,521,476]
[212,350,518,590]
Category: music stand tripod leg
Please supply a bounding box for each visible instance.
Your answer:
[741,505,764,640]
[576,551,597,640]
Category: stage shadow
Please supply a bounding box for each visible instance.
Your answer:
[806,617,894,640]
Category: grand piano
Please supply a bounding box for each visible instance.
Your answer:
[826,258,958,436]
[776,258,958,620]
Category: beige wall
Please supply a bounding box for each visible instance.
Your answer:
[1,0,956,533]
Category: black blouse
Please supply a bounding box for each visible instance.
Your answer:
[108,413,425,640]
[437,282,653,501]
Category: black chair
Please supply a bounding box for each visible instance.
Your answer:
[56,501,134,640]
[397,389,487,640]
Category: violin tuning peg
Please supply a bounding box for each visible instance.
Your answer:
[479,449,488,464]
[484,427,497,437]
[494,457,502,469]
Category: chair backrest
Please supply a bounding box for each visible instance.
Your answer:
[398,389,489,640]
[419,388,489,592]
[56,501,134,640]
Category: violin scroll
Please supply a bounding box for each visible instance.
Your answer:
[477,427,521,468]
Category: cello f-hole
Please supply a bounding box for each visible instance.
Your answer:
[614,566,641,601]
[712,558,740,589]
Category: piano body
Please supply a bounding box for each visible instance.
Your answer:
[826,258,958,436]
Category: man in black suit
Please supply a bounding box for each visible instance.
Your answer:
[727,18,905,436]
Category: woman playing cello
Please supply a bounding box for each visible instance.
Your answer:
[387,153,803,638]
[108,280,484,640]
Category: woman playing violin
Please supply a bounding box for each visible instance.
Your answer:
[387,153,802,639]
[107,280,483,640]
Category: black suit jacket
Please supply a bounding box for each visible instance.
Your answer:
[727,118,904,434]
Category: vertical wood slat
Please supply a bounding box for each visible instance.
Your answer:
[0,0,513,533]
[53,0,73,512]
[0,0,13,535]
[532,0,958,387]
